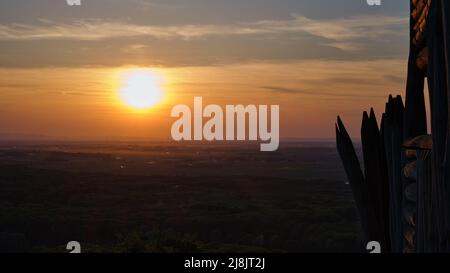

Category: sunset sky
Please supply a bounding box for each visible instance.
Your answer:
[0,0,412,140]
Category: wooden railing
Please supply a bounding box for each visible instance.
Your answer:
[336,0,450,253]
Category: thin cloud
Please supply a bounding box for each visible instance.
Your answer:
[261,86,387,99]
[0,14,407,51]
[135,0,179,10]
[60,91,105,97]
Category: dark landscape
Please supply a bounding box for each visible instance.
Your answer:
[0,140,363,253]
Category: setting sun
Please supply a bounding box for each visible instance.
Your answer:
[119,70,164,110]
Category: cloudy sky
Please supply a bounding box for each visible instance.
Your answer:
[0,0,412,140]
